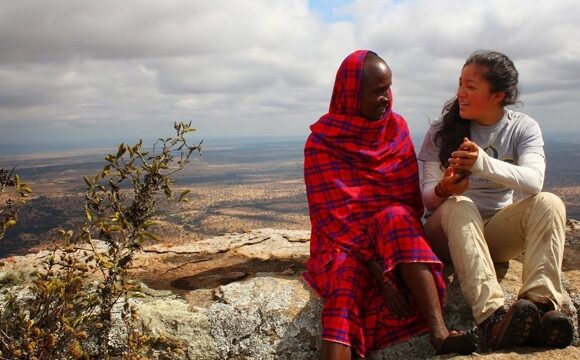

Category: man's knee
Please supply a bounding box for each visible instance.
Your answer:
[380,204,413,218]
[372,204,419,231]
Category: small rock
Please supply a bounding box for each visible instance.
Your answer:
[281,268,295,276]
[225,271,247,282]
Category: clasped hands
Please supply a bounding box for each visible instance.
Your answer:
[436,137,478,197]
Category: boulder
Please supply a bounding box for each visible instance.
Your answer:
[2,226,580,359]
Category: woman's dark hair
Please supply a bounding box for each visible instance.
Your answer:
[435,50,519,166]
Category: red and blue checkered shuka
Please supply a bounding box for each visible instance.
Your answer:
[303,50,446,357]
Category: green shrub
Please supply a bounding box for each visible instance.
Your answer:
[0,167,32,240]
[0,122,201,359]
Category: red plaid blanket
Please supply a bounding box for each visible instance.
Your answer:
[303,50,445,357]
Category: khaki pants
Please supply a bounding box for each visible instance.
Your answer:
[424,192,566,324]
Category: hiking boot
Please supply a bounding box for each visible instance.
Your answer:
[526,306,574,348]
[481,299,540,350]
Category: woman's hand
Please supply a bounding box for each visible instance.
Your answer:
[449,137,478,171]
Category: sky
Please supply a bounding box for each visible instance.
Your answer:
[1,0,579,149]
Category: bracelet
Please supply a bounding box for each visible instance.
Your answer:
[434,182,452,198]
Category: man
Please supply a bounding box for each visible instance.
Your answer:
[303,50,476,359]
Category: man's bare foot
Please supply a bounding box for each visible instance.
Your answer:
[432,329,477,355]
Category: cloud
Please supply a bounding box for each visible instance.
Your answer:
[339,0,580,133]
[0,0,579,146]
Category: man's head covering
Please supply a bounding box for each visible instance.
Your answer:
[309,50,398,161]
[329,50,392,116]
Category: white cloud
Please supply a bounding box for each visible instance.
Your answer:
[0,0,579,146]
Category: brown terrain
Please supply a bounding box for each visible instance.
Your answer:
[2,137,580,254]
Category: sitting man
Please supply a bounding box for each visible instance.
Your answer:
[303,50,476,359]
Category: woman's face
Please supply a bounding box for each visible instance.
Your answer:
[359,60,391,121]
[457,64,505,125]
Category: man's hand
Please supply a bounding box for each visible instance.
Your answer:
[380,280,413,318]
[437,166,469,196]
[367,260,412,318]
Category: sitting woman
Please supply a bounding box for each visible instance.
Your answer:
[418,49,574,350]
[303,50,476,359]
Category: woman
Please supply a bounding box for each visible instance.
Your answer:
[303,50,476,359]
[418,50,574,350]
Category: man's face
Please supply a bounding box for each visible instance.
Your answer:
[359,61,392,121]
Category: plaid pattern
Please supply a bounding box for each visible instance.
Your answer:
[303,50,445,357]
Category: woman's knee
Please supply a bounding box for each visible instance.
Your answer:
[442,195,478,211]
[530,192,565,215]
[440,195,481,223]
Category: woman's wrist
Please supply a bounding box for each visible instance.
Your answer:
[434,182,452,198]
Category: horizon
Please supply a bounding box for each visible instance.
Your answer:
[1,129,579,158]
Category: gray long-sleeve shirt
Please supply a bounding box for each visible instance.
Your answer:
[418,109,545,218]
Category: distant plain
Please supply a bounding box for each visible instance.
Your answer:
[1,135,579,257]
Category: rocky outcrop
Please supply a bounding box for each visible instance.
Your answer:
[2,224,580,359]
